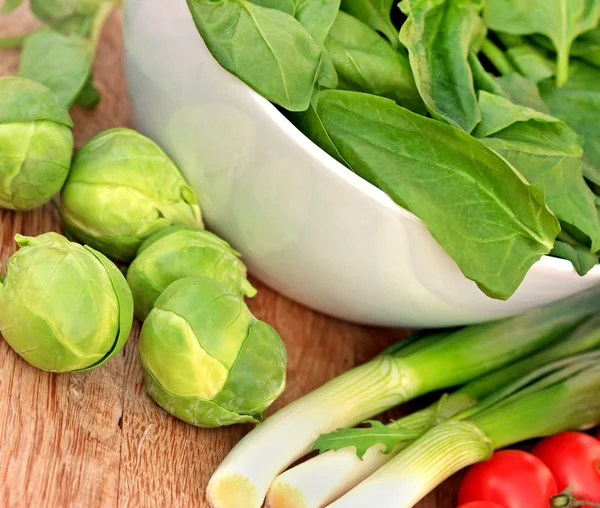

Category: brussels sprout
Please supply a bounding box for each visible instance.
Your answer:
[60,128,203,262]
[0,232,133,372]
[139,276,286,427]
[0,76,73,211]
[127,226,257,321]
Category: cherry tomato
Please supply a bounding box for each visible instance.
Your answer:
[458,450,557,508]
[457,502,506,508]
[532,432,600,505]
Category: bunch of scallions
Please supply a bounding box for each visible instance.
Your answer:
[206,286,600,508]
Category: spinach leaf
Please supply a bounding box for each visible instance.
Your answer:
[571,26,600,68]
[29,0,101,22]
[483,0,600,86]
[495,74,551,113]
[474,91,600,252]
[1,0,23,14]
[399,0,483,133]
[506,44,556,83]
[250,0,340,89]
[552,231,598,275]
[469,53,552,113]
[294,0,341,45]
[305,90,560,299]
[325,11,424,113]
[469,51,508,97]
[187,0,325,111]
[18,27,93,107]
[340,0,398,48]
[252,0,340,45]
[0,35,26,49]
[74,73,101,108]
[540,61,600,185]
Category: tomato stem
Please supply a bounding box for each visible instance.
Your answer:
[551,490,600,507]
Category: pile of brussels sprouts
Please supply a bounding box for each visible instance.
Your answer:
[0,76,287,428]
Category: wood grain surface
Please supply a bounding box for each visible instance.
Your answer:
[0,6,460,507]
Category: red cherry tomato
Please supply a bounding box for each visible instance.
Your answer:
[458,450,557,508]
[532,432,600,505]
[457,503,506,508]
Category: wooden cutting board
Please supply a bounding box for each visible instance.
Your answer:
[0,7,461,507]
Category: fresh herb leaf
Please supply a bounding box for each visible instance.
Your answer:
[552,232,599,275]
[399,0,484,132]
[475,91,600,252]
[1,0,23,14]
[187,0,325,111]
[484,0,600,87]
[340,0,398,48]
[312,420,422,459]
[18,27,93,107]
[325,11,424,113]
[540,61,600,185]
[306,90,560,299]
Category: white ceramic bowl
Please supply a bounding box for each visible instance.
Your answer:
[122,0,600,327]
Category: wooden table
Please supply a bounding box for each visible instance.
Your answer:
[0,7,460,507]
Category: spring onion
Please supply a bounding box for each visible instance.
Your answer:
[266,313,600,508]
[206,287,600,508]
[330,351,600,508]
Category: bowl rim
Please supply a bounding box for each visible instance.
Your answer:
[247,86,600,276]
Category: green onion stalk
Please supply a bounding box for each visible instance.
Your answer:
[206,286,600,508]
[267,314,600,508]
[330,351,600,508]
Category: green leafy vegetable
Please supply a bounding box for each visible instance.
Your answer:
[325,11,424,112]
[0,35,26,48]
[2,0,118,108]
[1,0,23,14]
[304,90,560,299]
[540,61,600,185]
[571,26,600,68]
[74,73,101,108]
[312,420,422,459]
[469,51,507,96]
[399,0,484,132]
[474,91,600,253]
[506,44,556,82]
[552,232,599,275]
[484,0,600,87]
[187,0,326,111]
[494,74,552,113]
[340,0,398,48]
[480,38,514,75]
[19,27,93,107]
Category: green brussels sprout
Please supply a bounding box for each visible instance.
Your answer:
[0,232,134,372]
[0,76,73,211]
[139,276,287,427]
[59,128,203,262]
[127,226,257,321]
